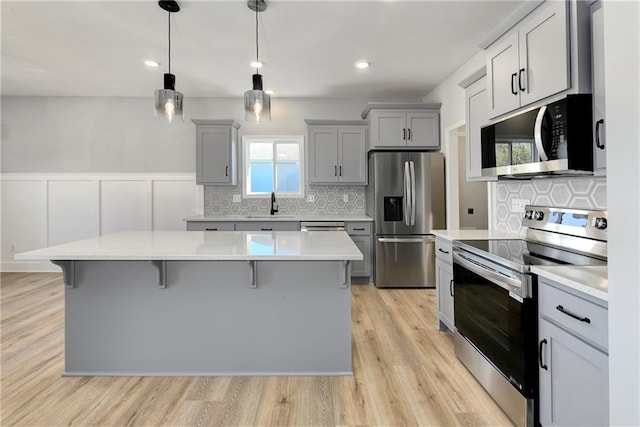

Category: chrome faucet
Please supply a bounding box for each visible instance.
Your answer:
[270,192,279,215]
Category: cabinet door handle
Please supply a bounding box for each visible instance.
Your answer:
[449,279,454,297]
[339,165,342,176]
[407,128,411,141]
[556,305,591,323]
[595,119,605,149]
[261,228,273,231]
[402,128,406,140]
[539,339,548,370]
[353,227,365,231]
[518,68,525,92]
[205,228,218,231]
[334,165,337,176]
[438,248,449,254]
[511,73,518,95]
[225,165,229,177]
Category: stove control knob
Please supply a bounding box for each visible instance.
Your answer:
[594,217,608,230]
[533,211,545,221]
[524,210,533,220]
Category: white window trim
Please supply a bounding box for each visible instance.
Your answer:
[241,135,305,199]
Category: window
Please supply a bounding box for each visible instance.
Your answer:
[242,136,304,197]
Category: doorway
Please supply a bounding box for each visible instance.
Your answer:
[445,123,488,230]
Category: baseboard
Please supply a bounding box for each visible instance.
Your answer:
[1,260,60,273]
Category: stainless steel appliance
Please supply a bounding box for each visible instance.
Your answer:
[366,151,445,288]
[452,205,608,427]
[481,94,593,178]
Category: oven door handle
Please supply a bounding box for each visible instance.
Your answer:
[452,251,522,293]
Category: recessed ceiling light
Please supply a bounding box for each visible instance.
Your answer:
[144,60,160,68]
[250,61,264,68]
[264,89,275,95]
[354,60,371,69]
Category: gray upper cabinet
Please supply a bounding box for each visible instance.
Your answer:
[591,1,606,175]
[486,1,590,119]
[464,75,496,182]
[192,119,239,185]
[306,120,367,185]
[361,104,441,150]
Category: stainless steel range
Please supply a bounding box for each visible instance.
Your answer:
[452,205,608,427]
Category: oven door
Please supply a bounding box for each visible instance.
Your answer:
[452,250,537,398]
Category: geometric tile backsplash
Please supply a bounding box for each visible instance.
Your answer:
[204,184,366,216]
[493,177,607,235]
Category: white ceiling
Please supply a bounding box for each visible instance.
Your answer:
[1,0,525,99]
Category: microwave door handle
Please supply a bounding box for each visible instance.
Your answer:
[534,106,550,162]
[409,160,416,226]
[403,161,410,226]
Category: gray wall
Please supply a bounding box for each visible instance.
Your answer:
[1,96,416,173]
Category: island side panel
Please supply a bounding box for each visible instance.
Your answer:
[64,260,352,376]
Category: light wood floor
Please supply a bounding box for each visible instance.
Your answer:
[0,272,512,426]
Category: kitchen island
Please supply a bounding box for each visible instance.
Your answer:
[16,231,362,376]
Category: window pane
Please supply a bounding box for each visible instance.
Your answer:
[250,142,273,160]
[250,161,273,193]
[276,162,300,193]
[276,143,300,161]
[496,143,509,167]
[511,142,533,165]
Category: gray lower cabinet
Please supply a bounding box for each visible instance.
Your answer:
[233,222,300,232]
[538,278,608,426]
[186,221,235,231]
[192,119,239,185]
[345,222,372,282]
[435,237,454,332]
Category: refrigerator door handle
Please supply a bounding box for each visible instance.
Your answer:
[403,161,411,226]
[409,160,416,226]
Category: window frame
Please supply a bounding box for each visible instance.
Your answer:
[241,135,305,199]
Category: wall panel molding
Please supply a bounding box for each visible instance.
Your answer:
[1,173,201,272]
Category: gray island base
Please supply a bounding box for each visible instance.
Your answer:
[16,231,362,376]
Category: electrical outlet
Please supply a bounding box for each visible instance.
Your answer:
[232,195,241,203]
[511,198,530,212]
[343,194,349,203]
[307,195,315,203]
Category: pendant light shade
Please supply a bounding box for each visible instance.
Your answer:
[245,0,271,123]
[244,74,271,123]
[155,1,183,122]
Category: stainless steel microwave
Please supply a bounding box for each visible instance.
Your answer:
[480,94,593,178]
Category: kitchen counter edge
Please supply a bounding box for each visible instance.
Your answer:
[531,265,608,304]
[431,229,522,241]
[185,214,373,222]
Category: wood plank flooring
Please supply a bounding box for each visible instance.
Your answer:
[0,272,513,426]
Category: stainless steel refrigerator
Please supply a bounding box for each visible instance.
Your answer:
[366,151,445,288]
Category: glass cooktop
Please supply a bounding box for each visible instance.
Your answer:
[455,239,606,272]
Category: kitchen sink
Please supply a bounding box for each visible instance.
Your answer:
[244,214,296,219]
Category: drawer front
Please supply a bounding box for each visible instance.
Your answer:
[186,221,235,231]
[435,238,452,264]
[539,279,608,351]
[235,221,300,231]
[346,222,371,235]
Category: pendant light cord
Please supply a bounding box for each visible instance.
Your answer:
[168,11,172,74]
[255,0,259,73]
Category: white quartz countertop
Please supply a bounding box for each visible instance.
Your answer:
[431,229,522,241]
[184,214,373,222]
[532,265,608,303]
[15,231,364,261]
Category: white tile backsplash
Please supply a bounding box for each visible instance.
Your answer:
[204,184,365,216]
[493,177,607,234]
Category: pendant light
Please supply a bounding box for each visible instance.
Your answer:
[154,1,184,122]
[244,0,271,123]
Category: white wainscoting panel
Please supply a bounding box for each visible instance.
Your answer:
[1,174,200,272]
[100,180,150,234]
[1,179,48,271]
[48,180,100,246]
[152,180,201,231]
